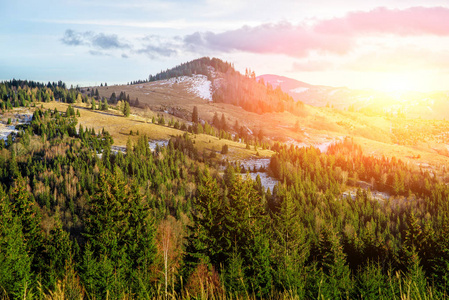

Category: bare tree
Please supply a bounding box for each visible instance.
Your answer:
[157,216,183,300]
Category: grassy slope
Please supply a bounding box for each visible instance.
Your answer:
[40,102,274,160]
[59,78,449,174]
[93,81,393,143]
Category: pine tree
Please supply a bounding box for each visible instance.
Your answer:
[272,192,308,292]
[224,245,247,294]
[192,106,199,123]
[101,98,108,111]
[123,101,130,117]
[0,186,32,298]
[43,217,72,290]
[431,218,449,292]
[355,262,390,299]
[221,144,228,154]
[8,149,20,178]
[184,169,225,276]
[316,226,352,299]
[220,113,227,131]
[110,92,117,104]
[82,169,156,298]
[212,112,219,129]
[9,177,43,264]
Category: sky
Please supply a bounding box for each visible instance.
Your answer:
[2,0,449,92]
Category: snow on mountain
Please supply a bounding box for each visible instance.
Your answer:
[328,89,340,96]
[157,75,213,101]
[290,87,309,93]
[185,75,212,101]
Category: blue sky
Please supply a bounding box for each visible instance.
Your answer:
[2,0,449,91]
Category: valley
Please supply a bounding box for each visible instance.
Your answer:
[5,0,449,297]
[1,58,449,299]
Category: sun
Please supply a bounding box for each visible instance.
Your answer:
[381,78,412,93]
[378,73,417,94]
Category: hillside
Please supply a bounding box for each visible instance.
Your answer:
[259,74,449,120]
[2,63,449,299]
[257,74,313,94]
[81,58,449,172]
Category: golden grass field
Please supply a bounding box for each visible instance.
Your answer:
[40,102,274,160]
[92,80,394,146]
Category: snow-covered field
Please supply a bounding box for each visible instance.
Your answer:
[290,87,309,93]
[285,139,308,149]
[239,158,270,171]
[109,140,169,154]
[285,137,341,153]
[247,172,278,192]
[343,189,391,203]
[184,75,212,101]
[0,113,33,142]
[148,140,169,151]
[237,158,279,191]
[0,125,18,141]
[315,140,335,153]
[111,145,126,154]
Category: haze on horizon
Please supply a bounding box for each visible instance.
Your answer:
[2,0,449,92]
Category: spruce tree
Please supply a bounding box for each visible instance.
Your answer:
[192,106,199,123]
[272,192,308,292]
[123,101,130,117]
[0,187,32,298]
[82,169,156,298]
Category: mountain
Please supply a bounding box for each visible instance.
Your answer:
[258,74,361,108]
[258,74,449,120]
[84,57,449,165]
[145,57,298,115]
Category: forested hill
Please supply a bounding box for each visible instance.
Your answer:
[1,79,87,104]
[148,57,234,81]
[147,57,302,115]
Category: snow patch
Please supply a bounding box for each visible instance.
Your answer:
[148,140,169,151]
[0,113,33,142]
[285,139,308,149]
[111,146,126,154]
[316,141,334,153]
[290,87,309,93]
[240,158,271,170]
[244,126,253,135]
[237,158,278,191]
[328,89,339,96]
[247,172,278,191]
[284,137,340,153]
[0,125,18,141]
[164,75,212,101]
[186,75,212,101]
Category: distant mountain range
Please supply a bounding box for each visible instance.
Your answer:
[258,74,449,119]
